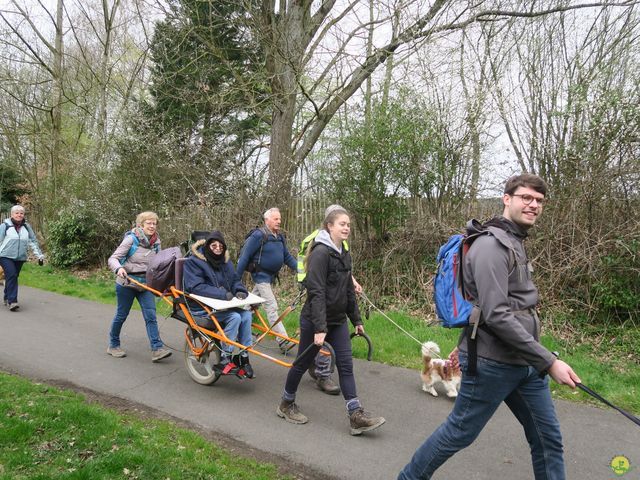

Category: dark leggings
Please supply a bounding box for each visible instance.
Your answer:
[284,317,357,401]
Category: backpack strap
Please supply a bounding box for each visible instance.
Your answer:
[119,232,140,266]
[253,226,269,265]
[465,307,482,376]
[2,218,13,233]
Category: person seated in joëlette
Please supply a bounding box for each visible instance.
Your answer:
[182,230,254,378]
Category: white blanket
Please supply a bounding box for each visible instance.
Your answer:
[188,292,265,312]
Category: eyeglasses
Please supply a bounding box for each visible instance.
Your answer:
[210,242,224,250]
[511,194,547,206]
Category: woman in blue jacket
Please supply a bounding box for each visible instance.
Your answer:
[0,205,45,311]
[183,230,254,378]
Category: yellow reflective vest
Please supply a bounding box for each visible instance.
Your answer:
[297,229,349,284]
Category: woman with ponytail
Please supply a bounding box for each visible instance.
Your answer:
[276,207,385,435]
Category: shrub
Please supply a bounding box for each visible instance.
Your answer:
[47,211,99,268]
[591,239,639,322]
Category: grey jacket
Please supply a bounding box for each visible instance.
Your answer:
[459,218,555,373]
[108,230,160,286]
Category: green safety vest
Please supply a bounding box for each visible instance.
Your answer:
[297,229,349,283]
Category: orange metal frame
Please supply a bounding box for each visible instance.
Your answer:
[127,277,328,368]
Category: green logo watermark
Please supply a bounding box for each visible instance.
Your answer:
[610,455,631,477]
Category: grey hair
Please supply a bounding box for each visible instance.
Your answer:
[263,207,280,220]
[11,205,25,214]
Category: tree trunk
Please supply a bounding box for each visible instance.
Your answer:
[50,0,64,199]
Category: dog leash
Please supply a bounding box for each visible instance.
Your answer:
[360,292,445,360]
[576,383,640,428]
[360,292,423,346]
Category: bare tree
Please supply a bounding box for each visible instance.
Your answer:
[0,0,155,217]
[1,0,65,198]
[243,0,639,202]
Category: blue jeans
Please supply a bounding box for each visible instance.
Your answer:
[191,307,253,356]
[0,257,25,304]
[398,353,565,480]
[284,318,357,402]
[213,309,253,356]
[109,283,164,350]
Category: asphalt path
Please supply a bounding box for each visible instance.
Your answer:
[1,287,638,479]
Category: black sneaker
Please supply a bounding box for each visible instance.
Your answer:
[241,361,254,379]
[233,354,254,379]
[215,357,239,376]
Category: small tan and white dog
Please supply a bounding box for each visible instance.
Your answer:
[0,265,4,285]
[421,341,461,398]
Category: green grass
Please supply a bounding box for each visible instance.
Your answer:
[21,264,117,305]
[0,373,291,480]
[19,264,640,416]
[20,264,173,316]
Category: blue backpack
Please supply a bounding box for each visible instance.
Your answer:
[434,232,488,329]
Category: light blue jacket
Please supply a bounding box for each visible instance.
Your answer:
[0,219,44,261]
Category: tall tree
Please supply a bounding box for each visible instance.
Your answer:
[142,0,267,196]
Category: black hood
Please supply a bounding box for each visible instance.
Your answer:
[205,230,227,250]
[467,216,528,240]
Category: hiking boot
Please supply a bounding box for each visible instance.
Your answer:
[151,348,172,363]
[278,340,296,354]
[107,346,127,358]
[8,302,19,311]
[276,400,308,424]
[349,408,386,436]
[316,377,340,395]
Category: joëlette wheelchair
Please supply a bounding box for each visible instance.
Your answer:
[128,257,336,386]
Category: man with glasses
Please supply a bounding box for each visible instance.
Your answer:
[399,173,581,480]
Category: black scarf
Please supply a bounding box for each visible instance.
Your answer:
[203,246,225,268]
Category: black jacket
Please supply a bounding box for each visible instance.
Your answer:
[300,241,362,333]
